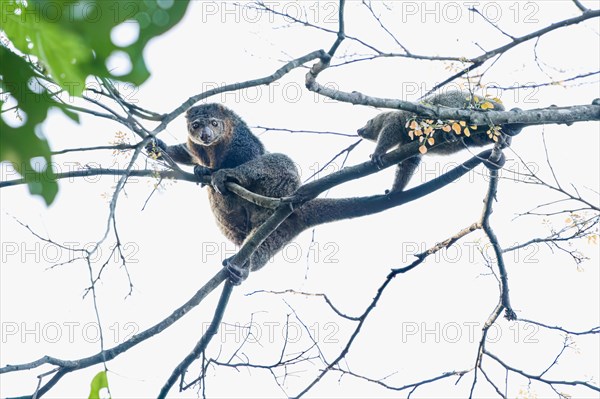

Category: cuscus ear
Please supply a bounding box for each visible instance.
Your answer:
[185,106,199,120]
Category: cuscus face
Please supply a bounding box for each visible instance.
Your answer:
[357,112,395,141]
[185,103,231,146]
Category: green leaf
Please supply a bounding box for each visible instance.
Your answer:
[2,7,91,96]
[2,0,191,87]
[88,370,110,399]
[0,0,191,205]
[0,46,58,205]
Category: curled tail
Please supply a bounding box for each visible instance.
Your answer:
[294,148,494,232]
[250,150,493,272]
[296,196,384,230]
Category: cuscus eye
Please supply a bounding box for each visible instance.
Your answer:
[211,120,218,127]
[192,122,200,129]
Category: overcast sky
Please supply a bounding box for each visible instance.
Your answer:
[1,1,599,398]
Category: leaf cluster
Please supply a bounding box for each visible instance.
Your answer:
[406,97,502,154]
[0,0,190,203]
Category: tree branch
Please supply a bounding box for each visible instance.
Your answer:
[154,50,329,134]
[158,282,234,398]
[428,9,600,94]
[304,79,600,126]
[1,269,229,397]
[485,350,600,392]
[480,170,515,320]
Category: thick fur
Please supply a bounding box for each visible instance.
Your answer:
[156,103,265,169]
[149,103,300,273]
[147,100,520,280]
[357,91,517,192]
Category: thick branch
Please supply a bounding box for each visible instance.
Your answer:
[304,8,600,126]
[305,77,600,126]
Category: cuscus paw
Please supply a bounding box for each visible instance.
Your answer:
[193,165,212,187]
[222,257,250,286]
[370,153,385,169]
[145,138,166,158]
[193,165,212,178]
[210,169,233,195]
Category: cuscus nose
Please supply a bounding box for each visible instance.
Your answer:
[200,128,213,143]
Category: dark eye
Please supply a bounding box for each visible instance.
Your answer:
[192,122,199,129]
[211,120,218,127]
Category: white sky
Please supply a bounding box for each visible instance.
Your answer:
[1,1,599,398]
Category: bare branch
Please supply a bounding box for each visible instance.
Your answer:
[158,282,234,398]
[0,269,228,397]
[488,70,600,91]
[251,0,379,54]
[51,144,136,155]
[469,6,516,40]
[361,0,411,53]
[485,350,600,393]
[428,10,600,94]
[155,50,329,134]
[331,367,471,395]
[303,139,361,182]
[572,0,589,12]
[248,289,361,321]
[294,179,492,396]
[519,319,600,336]
[255,125,357,138]
[306,74,600,126]
[480,169,515,320]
